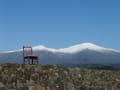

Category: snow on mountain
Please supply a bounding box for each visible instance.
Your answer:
[57,43,116,53]
[32,43,119,53]
[0,43,120,66]
[33,45,56,52]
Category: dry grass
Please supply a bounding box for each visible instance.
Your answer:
[0,63,120,90]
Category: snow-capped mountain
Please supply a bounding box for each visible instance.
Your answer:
[0,43,120,66]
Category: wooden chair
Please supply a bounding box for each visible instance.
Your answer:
[23,46,38,64]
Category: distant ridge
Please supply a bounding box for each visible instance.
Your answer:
[0,42,120,69]
[32,42,119,53]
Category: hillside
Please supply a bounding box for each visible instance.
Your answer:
[0,64,120,90]
[0,43,120,66]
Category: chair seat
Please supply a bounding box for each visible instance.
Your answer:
[24,55,38,60]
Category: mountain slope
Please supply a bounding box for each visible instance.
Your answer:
[0,43,120,65]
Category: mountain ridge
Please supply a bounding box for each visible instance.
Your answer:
[3,42,120,53]
[0,42,120,66]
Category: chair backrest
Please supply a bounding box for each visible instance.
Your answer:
[23,46,32,57]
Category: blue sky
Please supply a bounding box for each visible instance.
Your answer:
[0,0,120,51]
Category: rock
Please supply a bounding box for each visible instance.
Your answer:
[26,80,34,86]
[66,82,75,90]
[17,80,24,88]
[0,82,7,90]
[29,86,35,90]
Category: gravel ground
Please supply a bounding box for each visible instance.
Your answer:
[0,63,120,90]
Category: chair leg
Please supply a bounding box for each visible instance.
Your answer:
[32,59,33,64]
[37,59,38,64]
[23,59,25,64]
[28,59,30,64]
[24,59,38,64]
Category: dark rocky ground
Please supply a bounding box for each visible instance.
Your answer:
[0,64,120,90]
